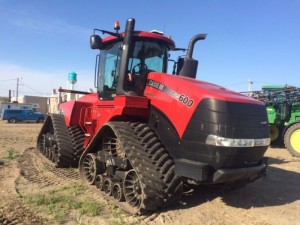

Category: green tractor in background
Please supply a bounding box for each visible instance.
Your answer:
[257,85,300,157]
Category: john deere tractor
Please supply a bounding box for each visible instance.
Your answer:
[258,85,300,157]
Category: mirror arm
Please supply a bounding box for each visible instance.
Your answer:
[93,29,121,38]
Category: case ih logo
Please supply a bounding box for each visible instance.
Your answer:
[147,79,194,107]
[148,80,164,90]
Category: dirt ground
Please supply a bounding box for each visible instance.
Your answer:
[0,120,299,225]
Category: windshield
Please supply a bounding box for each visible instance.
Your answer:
[128,40,168,73]
[97,39,169,99]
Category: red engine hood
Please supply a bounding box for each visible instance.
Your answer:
[147,72,263,105]
[144,72,264,138]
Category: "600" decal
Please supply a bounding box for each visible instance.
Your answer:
[179,94,194,107]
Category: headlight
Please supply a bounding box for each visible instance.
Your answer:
[206,134,270,147]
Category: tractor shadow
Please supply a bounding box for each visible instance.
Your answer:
[267,155,292,165]
[165,157,300,211]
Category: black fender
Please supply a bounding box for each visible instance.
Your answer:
[147,106,180,159]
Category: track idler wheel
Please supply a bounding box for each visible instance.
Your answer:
[123,169,142,208]
[112,183,125,202]
[82,153,103,184]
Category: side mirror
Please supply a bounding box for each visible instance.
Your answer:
[90,35,103,49]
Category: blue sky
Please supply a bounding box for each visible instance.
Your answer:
[0,0,299,97]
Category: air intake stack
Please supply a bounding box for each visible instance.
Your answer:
[177,34,207,79]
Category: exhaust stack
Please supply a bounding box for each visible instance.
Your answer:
[177,34,207,79]
[116,18,135,95]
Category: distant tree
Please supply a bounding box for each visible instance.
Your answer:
[0,96,9,102]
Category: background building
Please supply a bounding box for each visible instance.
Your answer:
[10,95,48,114]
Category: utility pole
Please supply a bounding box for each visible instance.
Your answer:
[15,77,22,102]
[16,77,19,102]
[248,78,253,93]
[8,90,11,102]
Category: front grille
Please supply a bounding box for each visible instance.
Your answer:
[183,98,270,141]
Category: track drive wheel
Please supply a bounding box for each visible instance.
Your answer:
[284,123,300,157]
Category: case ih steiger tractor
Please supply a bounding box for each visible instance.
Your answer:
[37,18,270,214]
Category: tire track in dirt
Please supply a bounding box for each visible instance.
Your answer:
[0,156,47,224]
[17,147,80,189]
[0,163,13,181]
[3,147,82,225]
[0,200,46,225]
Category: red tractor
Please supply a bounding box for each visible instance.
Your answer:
[37,18,270,214]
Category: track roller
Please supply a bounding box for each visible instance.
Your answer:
[112,183,125,202]
[103,178,113,195]
[95,174,104,191]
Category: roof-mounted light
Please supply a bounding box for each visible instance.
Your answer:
[114,21,120,33]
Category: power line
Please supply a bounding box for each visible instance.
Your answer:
[0,81,51,96]
[21,82,43,95]
[0,78,17,82]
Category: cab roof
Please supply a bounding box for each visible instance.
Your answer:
[102,31,175,50]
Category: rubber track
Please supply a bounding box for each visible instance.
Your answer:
[37,114,76,168]
[68,126,85,166]
[132,123,183,207]
[107,122,183,213]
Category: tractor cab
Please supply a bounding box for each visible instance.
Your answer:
[90,20,175,100]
